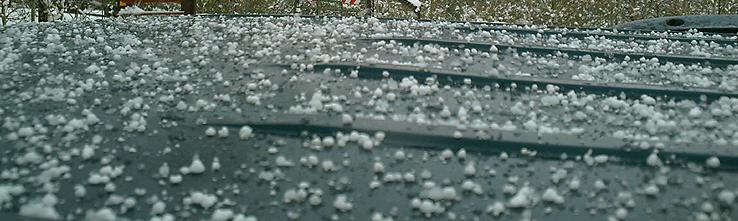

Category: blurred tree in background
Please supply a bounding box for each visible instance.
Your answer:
[1,0,737,27]
[134,0,738,27]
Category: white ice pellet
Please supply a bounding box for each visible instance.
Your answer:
[88,174,110,184]
[688,107,703,117]
[551,169,567,184]
[373,88,383,97]
[233,215,258,221]
[276,156,294,167]
[158,163,170,178]
[646,152,662,167]
[104,183,116,192]
[84,208,118,221]
[321,160,337,172]
[457,148,467,159]
[541,188,565,204]
[499,152,509,160]
[404,172,416,182]
[374,132,386,141]
[189,155,206,174]
[464,162,476,176]
[217,127,229,138]
[239,126,253,140]
[187,191,218,209]
[151,201,166,214]
[461,180,483,194]
[439,149,454,161]
[301,155,320,168]
[644,185,659,196]
[594,155,609,164]
[386,93,396,101]
[701,202,714,212]
[507,186,534,208]
[487,202,505,216]
[308,194,322,206]
[205,127,217,136]
[17,127,34,137]
[394,150,406,160]
[373,162,385,173]
[322,136,335,147]
[360,139,374,150]
[615,207,628,219]
[283,189,307,203]
[211,157,221,171]
[369,180,382,189]
[74,185,87,197]
[417,199,444,217]
[453,131,463,138]
[333,195,353,212]
[718,190,736,204]
[341,114,354,125]
[706,156,720,168]
[81,145,95,160]
[490,45,499,53]
[169,175,183,184]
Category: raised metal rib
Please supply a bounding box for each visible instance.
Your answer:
[458,26,738,45]
[202,14,737,44]
[367,37,738,67]
[203,112,738,170]
[280,62,738,101]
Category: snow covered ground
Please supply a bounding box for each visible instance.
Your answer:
[1,8,105,26]
[0,16,737,221]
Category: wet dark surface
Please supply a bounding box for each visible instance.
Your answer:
[613,15,738,33]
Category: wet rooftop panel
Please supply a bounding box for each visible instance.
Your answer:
[0,15,737,221]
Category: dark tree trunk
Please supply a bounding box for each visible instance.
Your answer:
[1,3,7,27]
[31,6,37,22]
[38,0,49,22]
[182,0,196,15]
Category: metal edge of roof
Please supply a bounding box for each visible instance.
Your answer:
[197,112,738,171]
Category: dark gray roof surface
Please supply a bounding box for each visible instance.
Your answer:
[1,15,737,221]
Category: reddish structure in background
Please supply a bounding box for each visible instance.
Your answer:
[341,0,359,5]
[117,0,196,15]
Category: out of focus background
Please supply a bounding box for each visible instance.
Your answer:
[1,0,737,27]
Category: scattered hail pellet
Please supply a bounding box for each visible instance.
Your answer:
[239,126,253,139]
[205,127,217,136]
[464,162,476,176]
[373,162,385,173]
[457,148,467,159]
[211,157,221,171]
[706,156,720,168]
[440,149,454,161]
[333,195,353,212]
[341,114,353,124]
[189,155,206,174]
[217,127,229,138]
